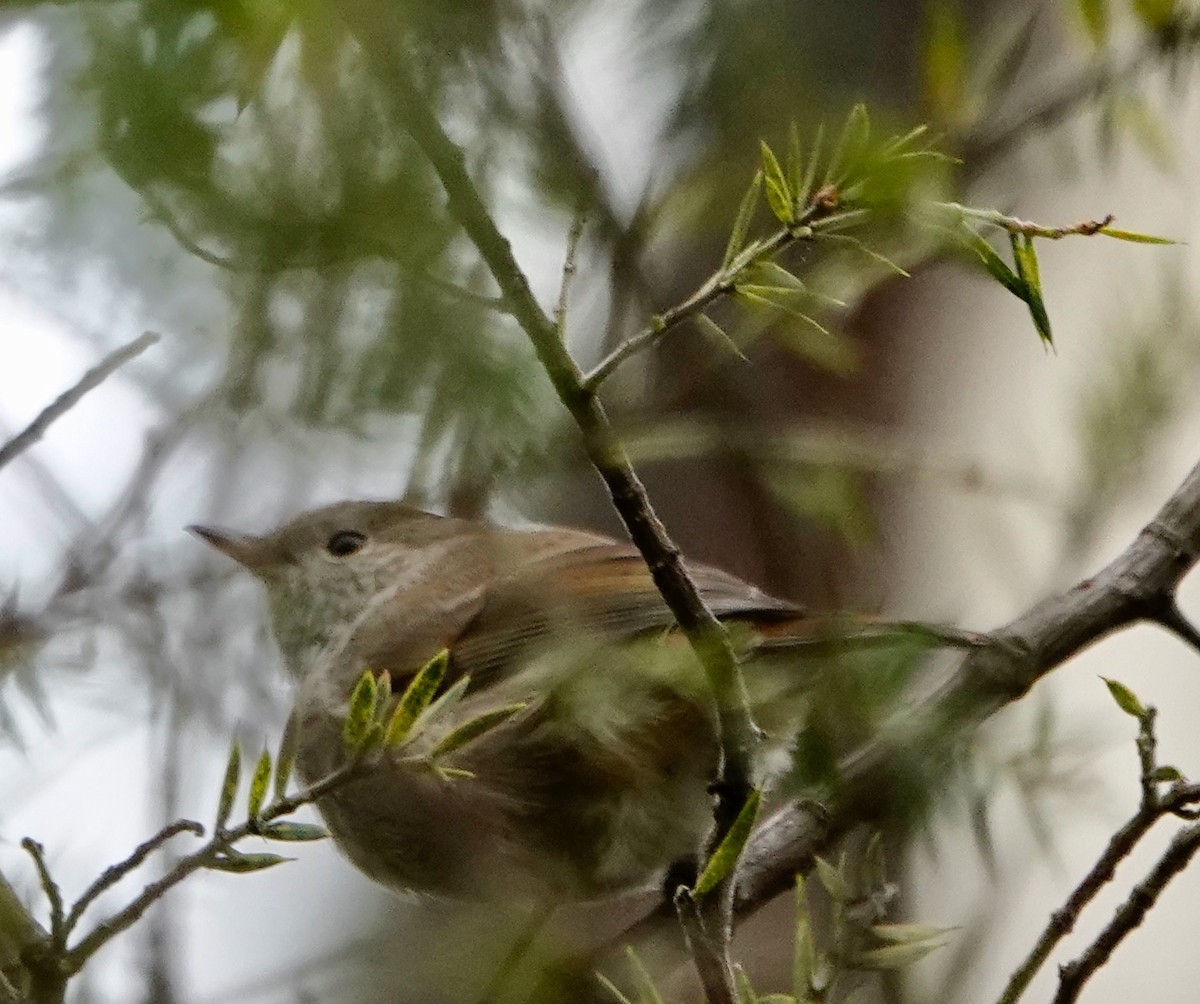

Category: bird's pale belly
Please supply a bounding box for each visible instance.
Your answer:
[292,689,720,900]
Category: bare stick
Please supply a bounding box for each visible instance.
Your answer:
[19,841,63,951]
[1052,823,1200,1004]
[62,758,360,974]
[0,332,159,473]
[995,696,1200,1004]
[61,819,204,939]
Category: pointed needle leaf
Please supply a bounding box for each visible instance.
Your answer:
[694,313,749,363]
[694,789,761,898]
[1097,226,1178,245]
[428,702,527,759]
[1102,676,1147,719]
[259,821,330,842]
[216,739,241,832]
[248,748,271,821]
[206,852,293,874]
[343,670,378,750]
[386,649,450,747]
[724,171,764,270]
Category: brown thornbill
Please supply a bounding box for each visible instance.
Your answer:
[190,500,832,900]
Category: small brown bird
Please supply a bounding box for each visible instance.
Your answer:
[190,500,825,900]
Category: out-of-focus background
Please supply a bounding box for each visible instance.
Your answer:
[2,0,1199,1001]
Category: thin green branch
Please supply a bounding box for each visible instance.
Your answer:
[944,204,1116,239]
[580,215,818,392]
[674,888,736,1004]
[0,332,159,474]
[555,210,587,339]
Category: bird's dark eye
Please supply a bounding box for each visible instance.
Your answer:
[326,530,367,557]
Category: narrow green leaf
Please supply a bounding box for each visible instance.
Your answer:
[595,974,635,1004]
[1010,233,1053,347]
[740,293,858,375]
[343,670,378,750]
[735,965,759,1004]
[694,789,762,897]
[206,852,293,874]
[764,180,793,227]
[1011,233,1041,290]
[872,922,954,944]
[1097,226,1178,245]
[958,227,1025,298]
[738,283,845,309]
[787,121,803,202]
[723,170,763,270]
[736,283,805,304]
[761,140,793,223]
[386,649,450,747]
[259,821,330,842]
[429,702,527,759]
[433,764,477,781]
[825,103,870,187]
[814,855,848,902]
[625,946,666,1004]
[362,721,385,752]
[823,234,911,276]
[374,671,392,718]
[800,122,824,207]
[1102,676,1147,719]
[273,728,294,801]
[419,674,471,728]
[880,123,930,158]
[752,261,809,291]
[695,313,749,363]
[853,939,946,970]
[248,748,271,821]
[1151,765,1184,783]
[808,208,870,234]
[793,876,816,1000]
[216,739,241,832]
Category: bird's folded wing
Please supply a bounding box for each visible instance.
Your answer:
[449,540,804,686]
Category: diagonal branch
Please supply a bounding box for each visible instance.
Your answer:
[1051,822,1200,1004]
[736,456,1200,909]
[0,332,159,474]
[610,454,1200,968]
[335,10,759,1001]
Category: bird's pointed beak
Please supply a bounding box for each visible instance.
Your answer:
[187,524,272,572]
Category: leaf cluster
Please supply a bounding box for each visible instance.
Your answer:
[341,649,527,777]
